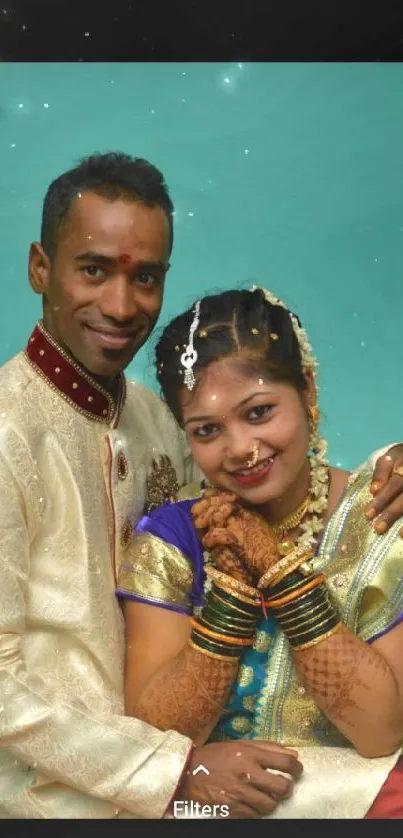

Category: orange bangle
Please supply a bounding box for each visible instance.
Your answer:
[190,618,253,646]
[264,574,325,609]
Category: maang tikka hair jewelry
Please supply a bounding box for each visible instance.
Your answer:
[181,300,201,390]
[247,440,260,468]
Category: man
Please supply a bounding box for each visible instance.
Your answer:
[0,152,401,819]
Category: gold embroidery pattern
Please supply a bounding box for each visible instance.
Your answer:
[253,630,272,653]
[252,469,403,747]
[242,695,257,712]
[237,664,254,688]
[117,532,193,611]
[230,716,252,734]
[145,455,179,512]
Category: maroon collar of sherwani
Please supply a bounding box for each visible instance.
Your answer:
[25,321,127,426]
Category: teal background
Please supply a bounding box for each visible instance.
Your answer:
[0,62,402,467]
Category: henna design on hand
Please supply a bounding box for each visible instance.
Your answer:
[192,488,278,585]
[134,642,239,740]
[295,625,394,730]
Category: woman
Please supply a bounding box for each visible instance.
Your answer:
[117,287,403,818]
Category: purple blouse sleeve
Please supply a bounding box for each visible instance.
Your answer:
[133,499,206,608]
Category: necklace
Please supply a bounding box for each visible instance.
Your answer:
[271,496,310,540]
[271,461,330,557]
[271,497,310,555]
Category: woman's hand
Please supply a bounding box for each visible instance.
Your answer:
[366,445,403,536]
[192,489,254,584]
[192,488,278,585]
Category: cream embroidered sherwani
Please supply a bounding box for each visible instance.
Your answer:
[0,322,200,819]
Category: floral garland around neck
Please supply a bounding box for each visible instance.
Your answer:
[197,286,331,604]
[299,427,330,549]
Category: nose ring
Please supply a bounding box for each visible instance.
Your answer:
[246,440,259,468]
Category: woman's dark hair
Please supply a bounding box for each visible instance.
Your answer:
[40,151,174,260]
[155,288,307,425]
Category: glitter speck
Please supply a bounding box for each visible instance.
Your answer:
[84,31,90,37]
[150,109,155,115]
[22,24,27,30]
[224,77,230,84]
[238,63,243,68]
[244,148,250,155]
[11,143,16,148]
[211,395,217,401]
[182,71,186,76]
[77,192,82,198]
[353,312,358,318]
[110,80,115,84]
[181,98,186,103]
[43,103,49,108]
[360,340,366,348]
[18,103,23,109]
[1,412,7,418]
[188,211,194,217]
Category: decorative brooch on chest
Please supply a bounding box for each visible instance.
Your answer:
[145,454,180,513]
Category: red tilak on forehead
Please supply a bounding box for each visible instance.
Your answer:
[118,253,132,265]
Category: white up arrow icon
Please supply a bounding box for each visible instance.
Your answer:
[192,764,210,775]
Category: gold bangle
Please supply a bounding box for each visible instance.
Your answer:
[188,639,241,662]
[206,566,258,602]
[258,546,314,589]
[292,622,343,651]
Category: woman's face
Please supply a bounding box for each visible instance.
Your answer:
[180,358,312,511]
